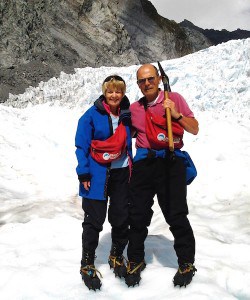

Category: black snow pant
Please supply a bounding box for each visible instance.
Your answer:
[81,167,129,257]
[127,155,195,265]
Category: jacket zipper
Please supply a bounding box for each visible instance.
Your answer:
[103,114,113,199]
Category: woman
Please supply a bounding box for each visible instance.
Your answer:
[75,75,132,290]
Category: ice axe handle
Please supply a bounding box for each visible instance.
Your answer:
[157,61,174,152]
[165,91,174,152]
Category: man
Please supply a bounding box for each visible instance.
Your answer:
[125,64,199,288]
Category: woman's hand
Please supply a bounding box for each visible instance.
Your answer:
[82,181,91,191]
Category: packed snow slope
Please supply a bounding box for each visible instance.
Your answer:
[0,38,250,300]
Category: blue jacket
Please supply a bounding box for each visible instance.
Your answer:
[75,95,132,200]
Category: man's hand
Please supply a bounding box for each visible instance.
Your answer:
[163,98,179,119]
[163,98,199,135]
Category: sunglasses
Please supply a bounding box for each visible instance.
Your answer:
[137,76,156,85]
[103,75,125,83]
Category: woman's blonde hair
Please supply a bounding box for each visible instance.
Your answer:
[102,75,126,95]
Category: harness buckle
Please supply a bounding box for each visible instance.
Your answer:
[147,149,156,159]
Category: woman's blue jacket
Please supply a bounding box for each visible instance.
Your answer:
[75,95,132,200]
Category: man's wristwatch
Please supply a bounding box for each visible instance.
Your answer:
[175,113,183,121]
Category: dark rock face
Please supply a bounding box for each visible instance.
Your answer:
[179,19,250,45]
[0,0,211,102]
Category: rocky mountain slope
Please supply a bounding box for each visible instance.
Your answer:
[180,19,250,45]
[0,0,217,102]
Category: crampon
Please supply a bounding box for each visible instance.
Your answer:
[108,255,127,278]
[173,263,197,287]
[80,265,102,291]
[125,261,146,287]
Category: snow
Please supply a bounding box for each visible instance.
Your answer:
[0,38,250,299]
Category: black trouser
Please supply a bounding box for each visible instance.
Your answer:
[82,167,129,255]
[127,156,195,265]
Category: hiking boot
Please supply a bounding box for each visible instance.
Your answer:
[108,243,127,278]
[173,263,197,287]
[108,254,127,278]
[80,264,102,291]
[125,261,146,287]
[80,251,102,291]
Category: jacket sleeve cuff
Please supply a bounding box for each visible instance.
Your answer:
[119,109,131,126]
[78,173,91,182]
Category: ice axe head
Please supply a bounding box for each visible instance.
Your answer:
[157,61,171,92]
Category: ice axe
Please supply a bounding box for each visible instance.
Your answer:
[157,61,174,154]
